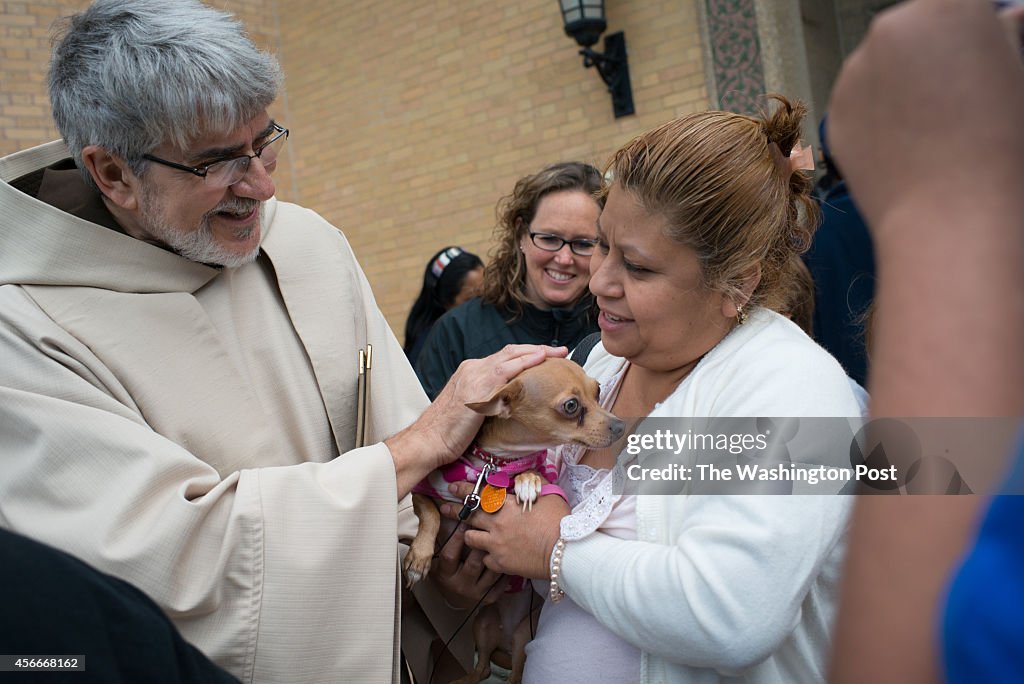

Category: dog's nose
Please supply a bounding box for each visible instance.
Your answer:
[609,417,625,439]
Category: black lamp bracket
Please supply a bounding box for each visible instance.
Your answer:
[579,47,619,86]
[576,31,634,118]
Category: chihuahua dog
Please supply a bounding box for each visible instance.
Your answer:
[404,357,624,684]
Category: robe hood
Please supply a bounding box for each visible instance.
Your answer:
[0,140,278,293]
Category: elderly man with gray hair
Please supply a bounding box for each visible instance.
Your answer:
[0,1,562,681]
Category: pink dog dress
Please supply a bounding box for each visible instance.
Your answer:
[412,445,567,593]
[412,444,566,504]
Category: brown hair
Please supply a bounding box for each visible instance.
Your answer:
[480,161,604,317]
[604,95,820,313]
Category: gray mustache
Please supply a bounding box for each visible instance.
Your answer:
[212,200,260,216]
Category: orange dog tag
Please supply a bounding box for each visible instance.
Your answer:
[479,484,506,513]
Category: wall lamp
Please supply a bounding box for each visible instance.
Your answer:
[557,0,635,118]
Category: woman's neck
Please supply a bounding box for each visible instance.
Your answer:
[618,359,698,416]
[578,360,699,471]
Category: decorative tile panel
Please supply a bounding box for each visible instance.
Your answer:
[705,0,766,114]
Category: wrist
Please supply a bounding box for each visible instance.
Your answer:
[432,575,477,611]
[384,427,436,499]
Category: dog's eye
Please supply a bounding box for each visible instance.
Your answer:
[562,398,580,416]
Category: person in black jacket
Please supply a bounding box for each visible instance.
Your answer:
[415,161,603,398]
[0,528,238,684]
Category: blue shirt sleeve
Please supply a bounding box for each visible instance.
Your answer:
[942,431,1024,683]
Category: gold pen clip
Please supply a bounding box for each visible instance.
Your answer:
[355,347,367,448]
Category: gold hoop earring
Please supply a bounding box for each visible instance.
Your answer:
[736,305,748,325]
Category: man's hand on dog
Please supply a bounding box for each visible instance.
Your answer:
[442,481,569,581]
[386,344,567,499]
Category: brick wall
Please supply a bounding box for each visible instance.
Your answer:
[1,0,710,339]
[279,0,709,335]
[1,1,68,152]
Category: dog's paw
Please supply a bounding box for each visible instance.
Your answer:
[514,472,545,512]
[402,548,432,588]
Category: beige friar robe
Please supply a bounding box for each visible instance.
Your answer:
[0,141,469,683]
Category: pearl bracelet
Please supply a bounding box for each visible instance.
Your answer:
[548,537,566,603]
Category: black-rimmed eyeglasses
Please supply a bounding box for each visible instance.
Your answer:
[528,231,597,256]
[142,123,289,188]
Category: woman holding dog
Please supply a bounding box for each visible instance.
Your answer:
[445,97,863,683]
[414,161,603,399]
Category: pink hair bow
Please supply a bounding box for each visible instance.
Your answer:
[769,141,816,177]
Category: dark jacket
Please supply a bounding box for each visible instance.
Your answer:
[0,528,239,684]
[804,180,875,386]
[414,296,598,399]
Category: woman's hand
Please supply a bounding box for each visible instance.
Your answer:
[441,482,569,580]
[429,524,508,610]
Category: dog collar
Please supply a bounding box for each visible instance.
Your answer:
[468,444,548,477]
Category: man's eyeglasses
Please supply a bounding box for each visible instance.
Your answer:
[528,232,597,256]
[142,123,289,188]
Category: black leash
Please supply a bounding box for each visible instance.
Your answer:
[426,462,503,684]
[427,566,504,684]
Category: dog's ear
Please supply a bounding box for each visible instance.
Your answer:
[465,379,524,419]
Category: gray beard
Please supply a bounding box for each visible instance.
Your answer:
[141,194,263,268]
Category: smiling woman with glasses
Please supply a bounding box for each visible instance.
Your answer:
[142,123,289,188]
[413,160,604,400]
